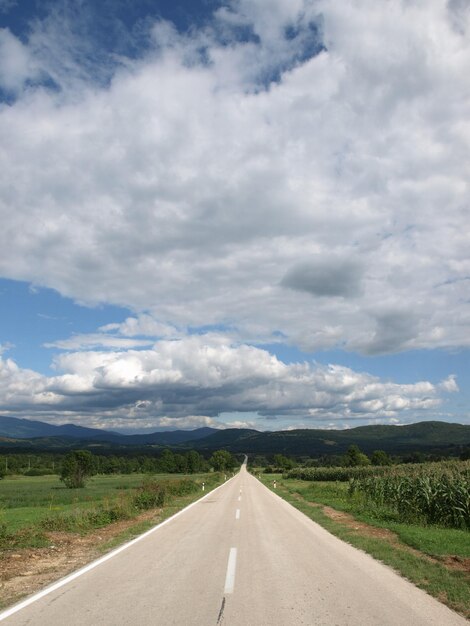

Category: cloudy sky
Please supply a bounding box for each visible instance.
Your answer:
[0,0,469,433]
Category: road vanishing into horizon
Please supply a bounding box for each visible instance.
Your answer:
[0,463,466,625]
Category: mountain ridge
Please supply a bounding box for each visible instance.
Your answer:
[0,416,218,446]
[1,416,469,456]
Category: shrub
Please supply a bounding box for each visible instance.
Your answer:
[132,478,199,511]
[61,450,96,488]
[0,522,8,546]
[133,487,166,510]
[40,502,132,532]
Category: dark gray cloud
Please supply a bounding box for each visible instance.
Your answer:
[281,256,363,298]
[365,311,418,355]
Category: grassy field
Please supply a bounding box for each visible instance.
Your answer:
[257,472,470,619]
[1,474,144,531]
[0,472,223,543]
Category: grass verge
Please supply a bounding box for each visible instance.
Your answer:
[259,473,470,619]
[98,484,222,553]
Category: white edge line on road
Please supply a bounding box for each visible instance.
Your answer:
[0,474,238,623]
[235,508,240,520]
[224,548,237,594]
[238,495,241,501]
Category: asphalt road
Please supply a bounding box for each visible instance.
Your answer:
[1,464,467,625]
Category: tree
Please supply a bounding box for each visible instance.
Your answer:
[209,450,235,472]
[60,450,96,488]
[159,449,176,473]
[460,447,470,461]
[174,453,189,473]
[370,450,392,466]
[273,454,295,470]
[186,450,205,474]
[343,445,371,467]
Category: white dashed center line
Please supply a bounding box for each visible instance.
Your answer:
[224,548,237,594]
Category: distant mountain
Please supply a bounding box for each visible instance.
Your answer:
[187,428,260,449]
[0,416,218,446]
[0,416,118,440]
[190,421,470,455]
[1,416,469,456]
[103,427,219,446]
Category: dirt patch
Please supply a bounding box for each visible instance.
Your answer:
[0,509,161,610]
[321,505,398,541]
[440,555,470,574]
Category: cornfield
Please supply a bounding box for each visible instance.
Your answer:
[285,465,391,482]
[348,461,470,529]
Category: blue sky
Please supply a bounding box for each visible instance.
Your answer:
[0,0,469,432]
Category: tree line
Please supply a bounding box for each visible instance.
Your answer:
[60,448,238,488]
[251,445,470,472]
[2,443,467,482]
[0,448,238,482]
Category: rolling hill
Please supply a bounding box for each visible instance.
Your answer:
[1,416,469,456]
[189,421,470,455]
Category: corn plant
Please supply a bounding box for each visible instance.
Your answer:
[348,461,470,529]
[285,465,391,482]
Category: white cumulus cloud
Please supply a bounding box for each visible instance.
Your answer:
[0,0,468,357]
[0,335,458,429]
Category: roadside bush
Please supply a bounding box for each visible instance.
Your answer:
[0,525,48,549]
[133,487,166,510]
[133,478,199,510]
[39,478,203,532]
[0,522,8,546]
[40,501,133,532]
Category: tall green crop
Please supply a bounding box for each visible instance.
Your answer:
[348,461,470,529]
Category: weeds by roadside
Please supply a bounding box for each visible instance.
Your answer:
[0,475,219,551]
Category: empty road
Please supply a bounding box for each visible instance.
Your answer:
[0,464,466,625]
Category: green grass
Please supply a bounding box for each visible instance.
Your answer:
[259,474,470,619]
[0,474,151,532]
[0,474,145,508]
[0,472,223,547]
[0,473,215,530]
[386,523,470,557]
